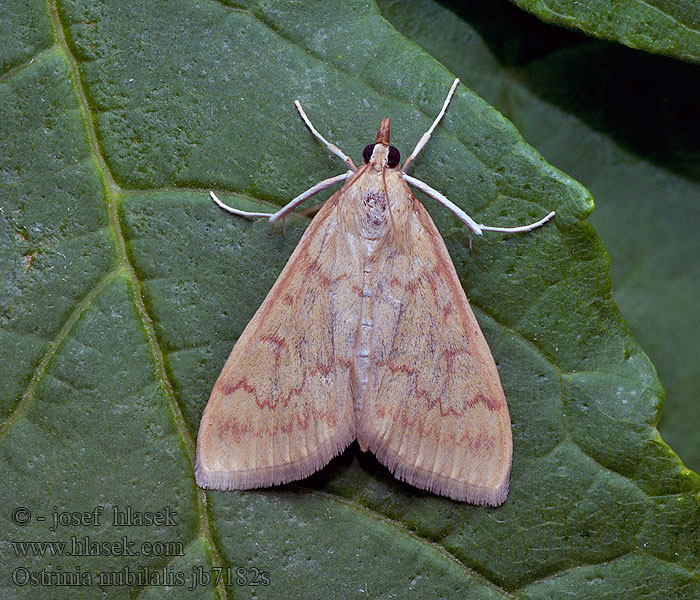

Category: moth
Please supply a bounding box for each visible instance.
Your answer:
[196,79,554,505]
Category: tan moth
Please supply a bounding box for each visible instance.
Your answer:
[196,79,554,505]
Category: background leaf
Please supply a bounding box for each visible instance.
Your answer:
[1,0,698,598]
[382,0,700,477]
[509,0,700,64]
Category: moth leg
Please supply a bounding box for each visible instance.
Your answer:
[210,171,352,223]
[402,78,460,172]
[268,171,353,223]
[294,100,357,172]
[401,173,555,239]
[209,193,273,219]
[297,200,327,217]
[403,174,555,238]
[402,173,483,235]
[479,211,556,234]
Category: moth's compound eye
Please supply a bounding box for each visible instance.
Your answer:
[387,146,400,168]
[362,144,376,164]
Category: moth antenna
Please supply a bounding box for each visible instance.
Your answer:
[295,100,357,171]
[381,167,396,230]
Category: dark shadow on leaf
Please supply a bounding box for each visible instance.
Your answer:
[302,442,434,501]
[438,0,700,182]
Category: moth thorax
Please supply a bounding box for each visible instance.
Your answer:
[360,190,389,239]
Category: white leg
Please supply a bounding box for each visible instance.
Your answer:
[210,171,352,222]
[295,101,357,172]
[297,200,327,217]
[479,211,555,234]
[210,192,273,218]
[403,173,555,237]
[269,171,352,222]
[403,173,482,235]
[402,78,460,172]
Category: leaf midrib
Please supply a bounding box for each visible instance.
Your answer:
[45,1,230,597]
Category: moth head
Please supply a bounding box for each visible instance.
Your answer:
[363,118,401,170]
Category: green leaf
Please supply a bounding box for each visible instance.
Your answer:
[381,0,700,590]
[508,0,700,64]
[0,0,54,75]
[386,0,700,474]
[1,1,697,599]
